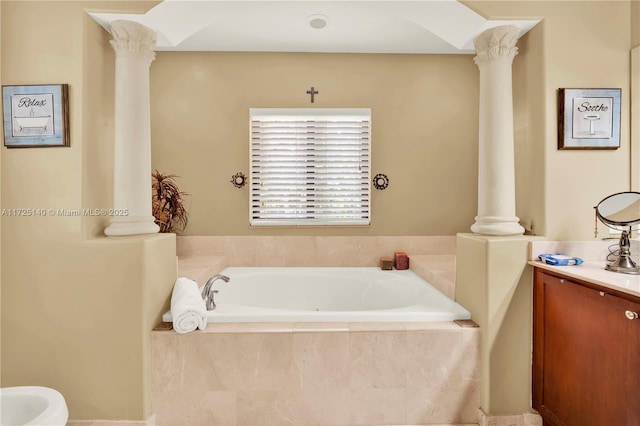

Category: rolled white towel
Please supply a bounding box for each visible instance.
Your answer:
[171,277,207,334]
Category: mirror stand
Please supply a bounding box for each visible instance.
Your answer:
[606,229,640,274]
[595,191,640,275]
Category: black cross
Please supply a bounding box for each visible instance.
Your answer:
[306,87,319,103]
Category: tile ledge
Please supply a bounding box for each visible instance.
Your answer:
[152,321,469,334]
[410,254,456,299]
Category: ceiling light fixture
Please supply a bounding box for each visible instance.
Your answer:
[307,14,329,29]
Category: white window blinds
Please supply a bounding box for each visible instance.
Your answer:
[250,108,371,226]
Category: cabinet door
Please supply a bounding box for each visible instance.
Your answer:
[533,271,640,426]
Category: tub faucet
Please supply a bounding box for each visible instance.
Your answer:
[201,274,230,310]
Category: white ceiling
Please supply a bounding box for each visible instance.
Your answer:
[90,0,540,54]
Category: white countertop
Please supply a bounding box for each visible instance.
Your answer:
[530,260,640,299]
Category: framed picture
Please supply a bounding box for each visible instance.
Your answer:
[558,88,621,150]
[2,84,70,148]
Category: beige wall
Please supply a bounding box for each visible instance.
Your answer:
[469,1,631,240]
[633,1,640,48]
[1,1,176,422]
[457,1,633,416]
[151,1,633,240]
[150,52,480,236]
[83,7,115,239]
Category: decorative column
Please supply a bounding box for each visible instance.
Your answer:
[105,20,159,236]
[471,25,524,236]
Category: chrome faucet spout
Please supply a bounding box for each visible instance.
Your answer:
[201,274,230,310]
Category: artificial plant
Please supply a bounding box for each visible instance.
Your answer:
[151,170,189,233]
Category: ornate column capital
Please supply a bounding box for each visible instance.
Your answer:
[110,20,157,64]
[473,25,520,66]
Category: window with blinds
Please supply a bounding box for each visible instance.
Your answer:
[250,108,371,226]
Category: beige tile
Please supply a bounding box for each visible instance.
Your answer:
[175,235,194,256]
[254,237,287,266]
[402,321,459,331]
[236,390,295,425]
[154,331,300,393]
[177,236,226,257]
[293,332,350,389]
[204,322,295,333]
[210,332,300,391]
[406,329,463,389]
[427,275,456,300]
[284,236,319,266]
[311,237,335,266]
[293,322,349,332]
[224,236,257,266]
[292,389,351,425]
[350,331,407,389]
[349,388,407,425]
[314,237,348,266]
[411,254,457,272]
[236,389,350,425]
[351,236,384,266]
[406,379,480,425]
[410,254,457,299]
[177,255,228,285]
[316,237,379,266]
[153,390,236,426]
[349,322,406,332]
[151,332,181,393]
[461,328,481,380]
[376,236,402,254]
[151,332,226,393]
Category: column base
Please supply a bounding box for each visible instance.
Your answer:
[105,215,160,237]
[471,216,525,236]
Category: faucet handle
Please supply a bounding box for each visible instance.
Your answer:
[205,289,219,311]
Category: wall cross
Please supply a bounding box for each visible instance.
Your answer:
[306,87,319,103]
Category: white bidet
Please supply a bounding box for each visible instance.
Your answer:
[0,386,68,425]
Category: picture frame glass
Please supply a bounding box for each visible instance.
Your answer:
[2,84,69,148]
[559,88,621,150]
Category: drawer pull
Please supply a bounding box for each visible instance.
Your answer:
[625,310,639,320]
[559,279,565,283]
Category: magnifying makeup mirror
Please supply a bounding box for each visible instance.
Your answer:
[595,191,640,274]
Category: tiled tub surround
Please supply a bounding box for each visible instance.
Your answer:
[151,321,480,426]
[176,236,456,267]
[157,236,475,425]
[176,236,458,298]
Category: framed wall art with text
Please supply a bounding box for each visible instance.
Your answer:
[558,88,621,150]
[2,84,70,148]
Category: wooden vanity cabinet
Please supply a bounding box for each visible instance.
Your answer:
[533,268,640,426]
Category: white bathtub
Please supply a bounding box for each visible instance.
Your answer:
[163,267,471,323]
